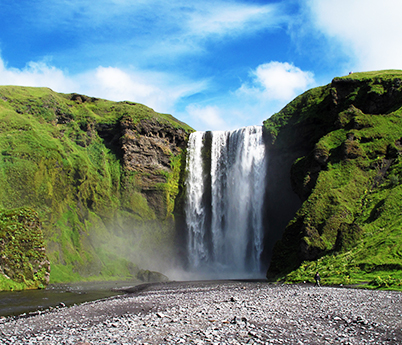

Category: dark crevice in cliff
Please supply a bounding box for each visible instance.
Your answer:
[96,122,124,160]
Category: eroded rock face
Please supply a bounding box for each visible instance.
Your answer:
[117,118,190,220]
[121,118,187,188]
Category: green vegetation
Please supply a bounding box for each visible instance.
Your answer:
[0,208,49,291]
[266,70,402,290]
[0,86,192,290]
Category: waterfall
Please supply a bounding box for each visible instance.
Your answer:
[185,126,267,278]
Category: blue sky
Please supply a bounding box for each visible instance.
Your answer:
[1,0,401,130]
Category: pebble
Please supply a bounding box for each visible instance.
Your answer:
[0,281,401,344]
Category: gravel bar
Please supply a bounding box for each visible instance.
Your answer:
[0,280,401,344]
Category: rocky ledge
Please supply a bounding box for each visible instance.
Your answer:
[0,281,401,344]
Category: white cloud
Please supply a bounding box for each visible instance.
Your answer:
[182,62,315,131]
[165,2,282,59]
[306,0,402,71]
[0,56,206,114]
[78,66,194,111]
[186,104,228,131]
[237,61,315,102]
[0,59,77,92]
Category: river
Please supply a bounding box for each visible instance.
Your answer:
[0,280,141,317]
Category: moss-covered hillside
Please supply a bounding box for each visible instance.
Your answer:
[0,86,192,290]
[265,70,402,290]
[0,208,49,290]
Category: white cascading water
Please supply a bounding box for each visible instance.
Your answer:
[185,126,267,278]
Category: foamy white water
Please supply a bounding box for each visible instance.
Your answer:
[185,126,267,278]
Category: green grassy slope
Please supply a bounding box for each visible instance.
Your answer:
[0,86,192,290]
[265,70,402,290]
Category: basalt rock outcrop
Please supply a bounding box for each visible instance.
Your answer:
[264,70,402,286]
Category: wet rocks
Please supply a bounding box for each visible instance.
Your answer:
[0,281,401,344]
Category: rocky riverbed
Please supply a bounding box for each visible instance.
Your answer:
[0,281,401,344]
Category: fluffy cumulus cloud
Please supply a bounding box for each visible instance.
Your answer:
[237,61,315,102]
[306,0,402,71]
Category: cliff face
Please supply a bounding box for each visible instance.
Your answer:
[265,70,402,288]
[120,117,188,218]
[0,86,192,290]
